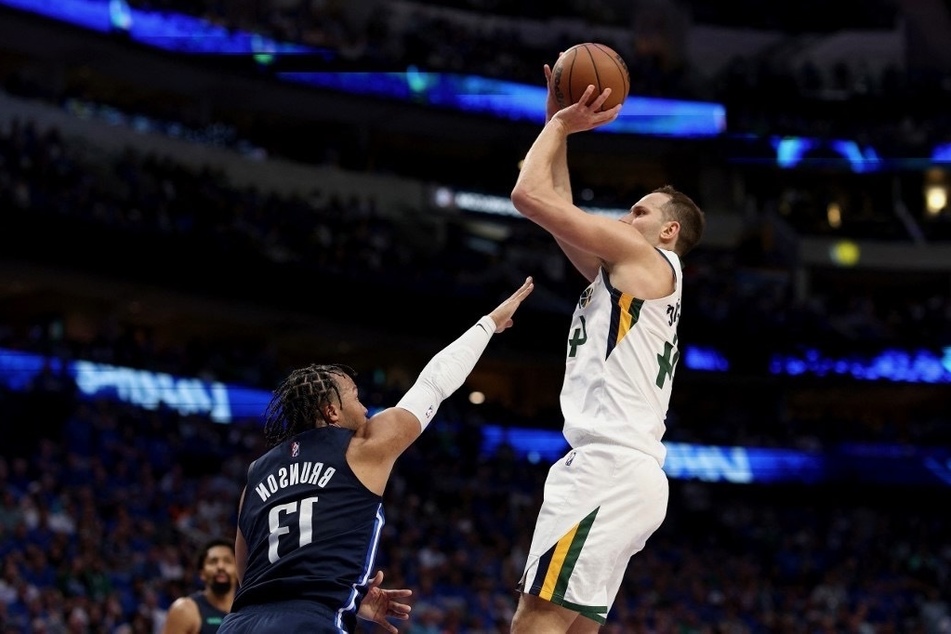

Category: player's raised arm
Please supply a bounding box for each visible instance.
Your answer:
[512,87,650,269]
[346,277,535,494]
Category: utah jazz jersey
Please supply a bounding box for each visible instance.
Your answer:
[231,426,384,632]
[190,591,227,633]
[560,249,682,465]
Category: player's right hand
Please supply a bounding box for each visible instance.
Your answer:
[551,85,621,134]
[488,276,534,333]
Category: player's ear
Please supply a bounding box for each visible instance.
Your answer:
[320,402,340,426]
[661,220,680,240]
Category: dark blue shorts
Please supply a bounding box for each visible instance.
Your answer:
[217,600,355,634]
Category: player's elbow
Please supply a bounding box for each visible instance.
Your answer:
[510,185,546,220]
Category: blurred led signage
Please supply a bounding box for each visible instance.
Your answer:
[279,70,727,137]
[2,347,947,486]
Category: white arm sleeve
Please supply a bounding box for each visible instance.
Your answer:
[396,315,497,432]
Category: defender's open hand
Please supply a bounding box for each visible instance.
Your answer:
[488,276,535,333]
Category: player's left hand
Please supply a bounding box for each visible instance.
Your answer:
[544,55,562,122]
[357,570,412,633]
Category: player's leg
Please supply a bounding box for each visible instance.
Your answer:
[566,612,602,634]
[513,446,615,630]
[514,445,668,632]
[511,593,585,633]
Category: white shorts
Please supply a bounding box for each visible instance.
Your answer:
[518,443,669,624]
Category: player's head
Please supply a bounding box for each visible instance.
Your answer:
[623,185,704,257]
[264,363,364,447]
[197,538,237,596]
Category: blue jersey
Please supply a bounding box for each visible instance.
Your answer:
[190,591,227,633]
[231,426,384,632]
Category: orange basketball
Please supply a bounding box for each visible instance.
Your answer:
[550,43,630,112]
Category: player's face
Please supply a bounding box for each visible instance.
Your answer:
[334,375,369,430]
[201,545,237,595]
[622,192,672,245]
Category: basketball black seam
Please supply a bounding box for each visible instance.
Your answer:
[567,47,578,104]
[582,44,601,101]
[592,43,629,102]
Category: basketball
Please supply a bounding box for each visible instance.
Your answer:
[550,43,630,112]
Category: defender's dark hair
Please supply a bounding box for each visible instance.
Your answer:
[263,363,356,448]
[654,184,705,257]
[196,537,234,571]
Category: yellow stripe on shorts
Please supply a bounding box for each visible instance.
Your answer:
[537,507,599,601]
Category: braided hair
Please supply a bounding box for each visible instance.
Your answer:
[263,363,356,448]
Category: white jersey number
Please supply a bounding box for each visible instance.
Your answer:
[267,496,318,563]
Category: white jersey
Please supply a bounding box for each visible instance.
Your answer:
[560,248,682,465]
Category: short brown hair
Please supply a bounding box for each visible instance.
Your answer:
[654,185,704,257]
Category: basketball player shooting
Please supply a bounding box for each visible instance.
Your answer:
[508,56,706,633]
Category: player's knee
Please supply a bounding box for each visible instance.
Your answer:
[511,594,576,634]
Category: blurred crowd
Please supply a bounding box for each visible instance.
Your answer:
[0,112,947,630]
[2,116,949,362]
[0,3,949,631]
[114,0,951,147]
[0,112,948,626]
[0,335,949,633]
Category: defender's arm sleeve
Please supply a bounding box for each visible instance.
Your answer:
[395,315,497,431]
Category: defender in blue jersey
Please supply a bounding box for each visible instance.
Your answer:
[509,69,705,633]
[218,277,534,634]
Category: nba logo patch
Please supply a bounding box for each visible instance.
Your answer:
[291,441,300,458]
[565,450,576,466]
